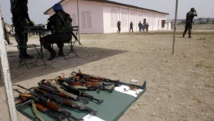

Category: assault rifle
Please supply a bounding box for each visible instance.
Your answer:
[34,87,97,115]
[38,80,89,104]
[58,75,115,93]
[60,81,103,104]
[14,89,66,121]
[14,84,84,121]
[73,71,147,90]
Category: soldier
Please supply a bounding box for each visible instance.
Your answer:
[40,3,72,60]
[2,17,12,45]
[138,21,142,32]
[11,0,34,59]
[183,8,197,38]
[129,21,133,33]
[145,23,149,32]
[117,21,121,33]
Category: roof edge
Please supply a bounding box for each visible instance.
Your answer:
[44,0,169,15]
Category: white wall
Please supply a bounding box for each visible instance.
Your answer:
[46,0,169,33]
[78,1,103,33]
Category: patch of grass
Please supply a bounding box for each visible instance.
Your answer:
[195,61,213,69]
[196,37,206,40]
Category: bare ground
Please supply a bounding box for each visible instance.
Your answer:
[0,29,214,121]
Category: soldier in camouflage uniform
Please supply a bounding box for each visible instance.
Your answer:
[183,8,197,38]
[40,3,72,60]
[11,0,34,58]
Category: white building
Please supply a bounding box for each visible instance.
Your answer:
[44,0,170,33]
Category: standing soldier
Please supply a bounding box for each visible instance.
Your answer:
[2,17,12,45]
[117,21,121,33]
[145,23,149,32]
[183,8,197,38]
[138,21,142,32]
[11,0,34,59]
[129,21,133,33]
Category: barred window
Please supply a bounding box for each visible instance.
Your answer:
[71,14,77,26]
[81,11,92,29]
[121,11,128,27]
[111,9,118,27]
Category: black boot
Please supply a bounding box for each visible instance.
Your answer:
[58,49,64,57]
[47,49,56,61]
[19,49,33,59]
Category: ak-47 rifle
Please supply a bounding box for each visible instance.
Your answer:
[60,81,103,104]
[38,80,89,104]
[34,87,97,115]
[75,72,120,85]
[58,75,115,93]
[14,89,66,121]
[74,71,147,90]
[14,84,84,121]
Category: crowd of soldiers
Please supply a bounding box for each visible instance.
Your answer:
[117,20,149,33]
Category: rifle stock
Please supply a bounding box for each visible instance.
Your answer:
[15,85,84,121]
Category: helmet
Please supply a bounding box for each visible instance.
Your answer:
[53,3,63,11]
[190,8,195,12]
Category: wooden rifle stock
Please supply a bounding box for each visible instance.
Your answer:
[35,103,66,121]
[35,87,96,115]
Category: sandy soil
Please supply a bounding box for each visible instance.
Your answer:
[0,29,214,121]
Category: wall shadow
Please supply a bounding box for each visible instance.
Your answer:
[0,46,126,87]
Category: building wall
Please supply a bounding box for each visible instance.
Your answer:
[102,4,169,33]
[77,1,104,33]
[46,0,169,34]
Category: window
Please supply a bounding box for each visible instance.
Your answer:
[161,20,166,28]
[71,14,77,26]
[81,11,92,29]
[111,9,118,27]
[121,11,128,27]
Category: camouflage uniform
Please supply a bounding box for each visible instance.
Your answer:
[117,21,121,33]
[40,10,72,60]
[183,8,197,38]
[129,22,133,33]
[12,0,34,58]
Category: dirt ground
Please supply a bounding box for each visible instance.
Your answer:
[0,27,214,121]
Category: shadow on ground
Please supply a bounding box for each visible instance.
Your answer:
[0,45,126,86]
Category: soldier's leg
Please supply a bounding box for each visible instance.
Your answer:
[40,34,59,60]
[183,24,188,37]
[188,24,192,38]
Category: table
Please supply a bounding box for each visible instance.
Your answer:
[24,26,51,67]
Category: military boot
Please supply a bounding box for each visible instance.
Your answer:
[58,49,64,57]
[47,49,56,61]
[19,49,34,59]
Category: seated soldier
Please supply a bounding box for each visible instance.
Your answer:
[40,3,72,60]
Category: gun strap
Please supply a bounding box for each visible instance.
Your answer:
[57,12,82,45]
[31,100,44,121]
[47,80,78,100]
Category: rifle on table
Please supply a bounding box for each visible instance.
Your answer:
[38,79,89,104]
[34,87,97,115]
[58,75,115,93]
[73,71,147,90]
[14,89,68,121]
[75,72,120,85]
[59,81,103,104]
[14,84,84,121]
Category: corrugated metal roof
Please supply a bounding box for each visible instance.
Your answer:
[44,0,169,15]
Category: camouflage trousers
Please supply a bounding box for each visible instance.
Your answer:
[183,22,193,37]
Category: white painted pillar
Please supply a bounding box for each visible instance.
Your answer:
[0,7,18,121]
